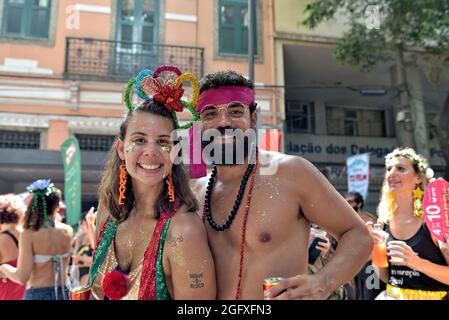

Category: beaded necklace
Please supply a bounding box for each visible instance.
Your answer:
[202,148,258,299]
[204,148,258,231]
[235,159,257,300]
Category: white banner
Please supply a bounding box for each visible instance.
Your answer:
[347,153,370,200]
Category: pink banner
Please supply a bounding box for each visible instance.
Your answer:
[259,129,281,152]
[423,179,449,243]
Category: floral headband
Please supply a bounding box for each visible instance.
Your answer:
[385,147,434,179]
[27,179,56,226]
[124,65,200,129]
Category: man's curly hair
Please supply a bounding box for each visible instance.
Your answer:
[0,194,25,225]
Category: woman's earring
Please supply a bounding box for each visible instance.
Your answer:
[166,173,175,203]
[413,186,424,217]
[118,164,127,205]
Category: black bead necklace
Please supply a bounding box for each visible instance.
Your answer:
[204,148,258,231]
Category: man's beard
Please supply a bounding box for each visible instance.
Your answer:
[201,127,256,166]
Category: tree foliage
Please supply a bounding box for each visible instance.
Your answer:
[303,0,449,71]
[303,0,449,179]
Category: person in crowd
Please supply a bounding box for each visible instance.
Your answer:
[345,192,377,224]
[368,147,449,299]
[90,65,216,300]
[307,225,347,300]
[0,194,26,299]
[0,180,73,300]
[344,191,385,300]
[193,70,372,299]
[71,207,96,286]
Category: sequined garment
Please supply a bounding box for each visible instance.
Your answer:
[90,213,173,300]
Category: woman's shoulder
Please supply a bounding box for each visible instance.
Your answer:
[169,207,205,237]
[55,221,73,236]
[95,203,112,227]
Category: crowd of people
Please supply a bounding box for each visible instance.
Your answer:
[0,66,448,300]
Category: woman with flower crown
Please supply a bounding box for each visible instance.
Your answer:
[0,180,73,300]
[89,66,216,300]
[368,147,449,300]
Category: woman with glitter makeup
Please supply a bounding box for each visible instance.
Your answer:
[0,181,73,300]
[368,147,449,300]
[89,66,216,300]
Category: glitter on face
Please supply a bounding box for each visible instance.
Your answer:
[127,142,136,153]
[161,144,172,153]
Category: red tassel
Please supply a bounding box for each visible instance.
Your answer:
[102,271,127,300]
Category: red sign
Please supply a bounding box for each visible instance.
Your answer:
[259,129,281,152]
[423,179,449,243]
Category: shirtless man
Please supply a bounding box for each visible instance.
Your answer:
[193,70,372,300]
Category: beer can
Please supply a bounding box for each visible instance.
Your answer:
[263,277,284,299]
[70,285,91,300]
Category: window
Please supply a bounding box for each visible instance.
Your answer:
[114,0,159,75]
[116,0,159,47]
[286,101,315,133]
[75,134,115,152]
[218,0,257,55]
[1,0,51,38]
[326,106,386,137]
[0,130,40,149]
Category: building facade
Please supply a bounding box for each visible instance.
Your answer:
[273,0,448,212]
[0,0,278,210]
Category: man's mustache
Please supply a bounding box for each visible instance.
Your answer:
[216,127,235,135]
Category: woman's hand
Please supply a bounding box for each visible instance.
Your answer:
[387,241,422,269]
[438,234,449,256]
[85,207,97,228]
[366,221,387,244]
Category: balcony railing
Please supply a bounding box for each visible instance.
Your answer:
[64,37,204,81]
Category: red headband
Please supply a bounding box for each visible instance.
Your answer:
[197,86,255,112]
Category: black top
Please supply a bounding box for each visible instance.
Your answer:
[386,223,449,291]
[1,230,18,247]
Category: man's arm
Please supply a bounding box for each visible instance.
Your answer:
[269,157,373,300]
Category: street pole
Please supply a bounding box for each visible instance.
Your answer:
[248,0,258,143]
[248,0,255,82]
[394,44,415,148]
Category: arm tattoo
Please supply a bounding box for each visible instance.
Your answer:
[167,233,184,248]
[189,272,205,289]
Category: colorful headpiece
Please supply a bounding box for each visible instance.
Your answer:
[27,179,56,227]
[385,147,434,179]
[124,65,200,129]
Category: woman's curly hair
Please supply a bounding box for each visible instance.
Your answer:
[0,194,25,225]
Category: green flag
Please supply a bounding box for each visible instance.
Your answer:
[60,136,82,227]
